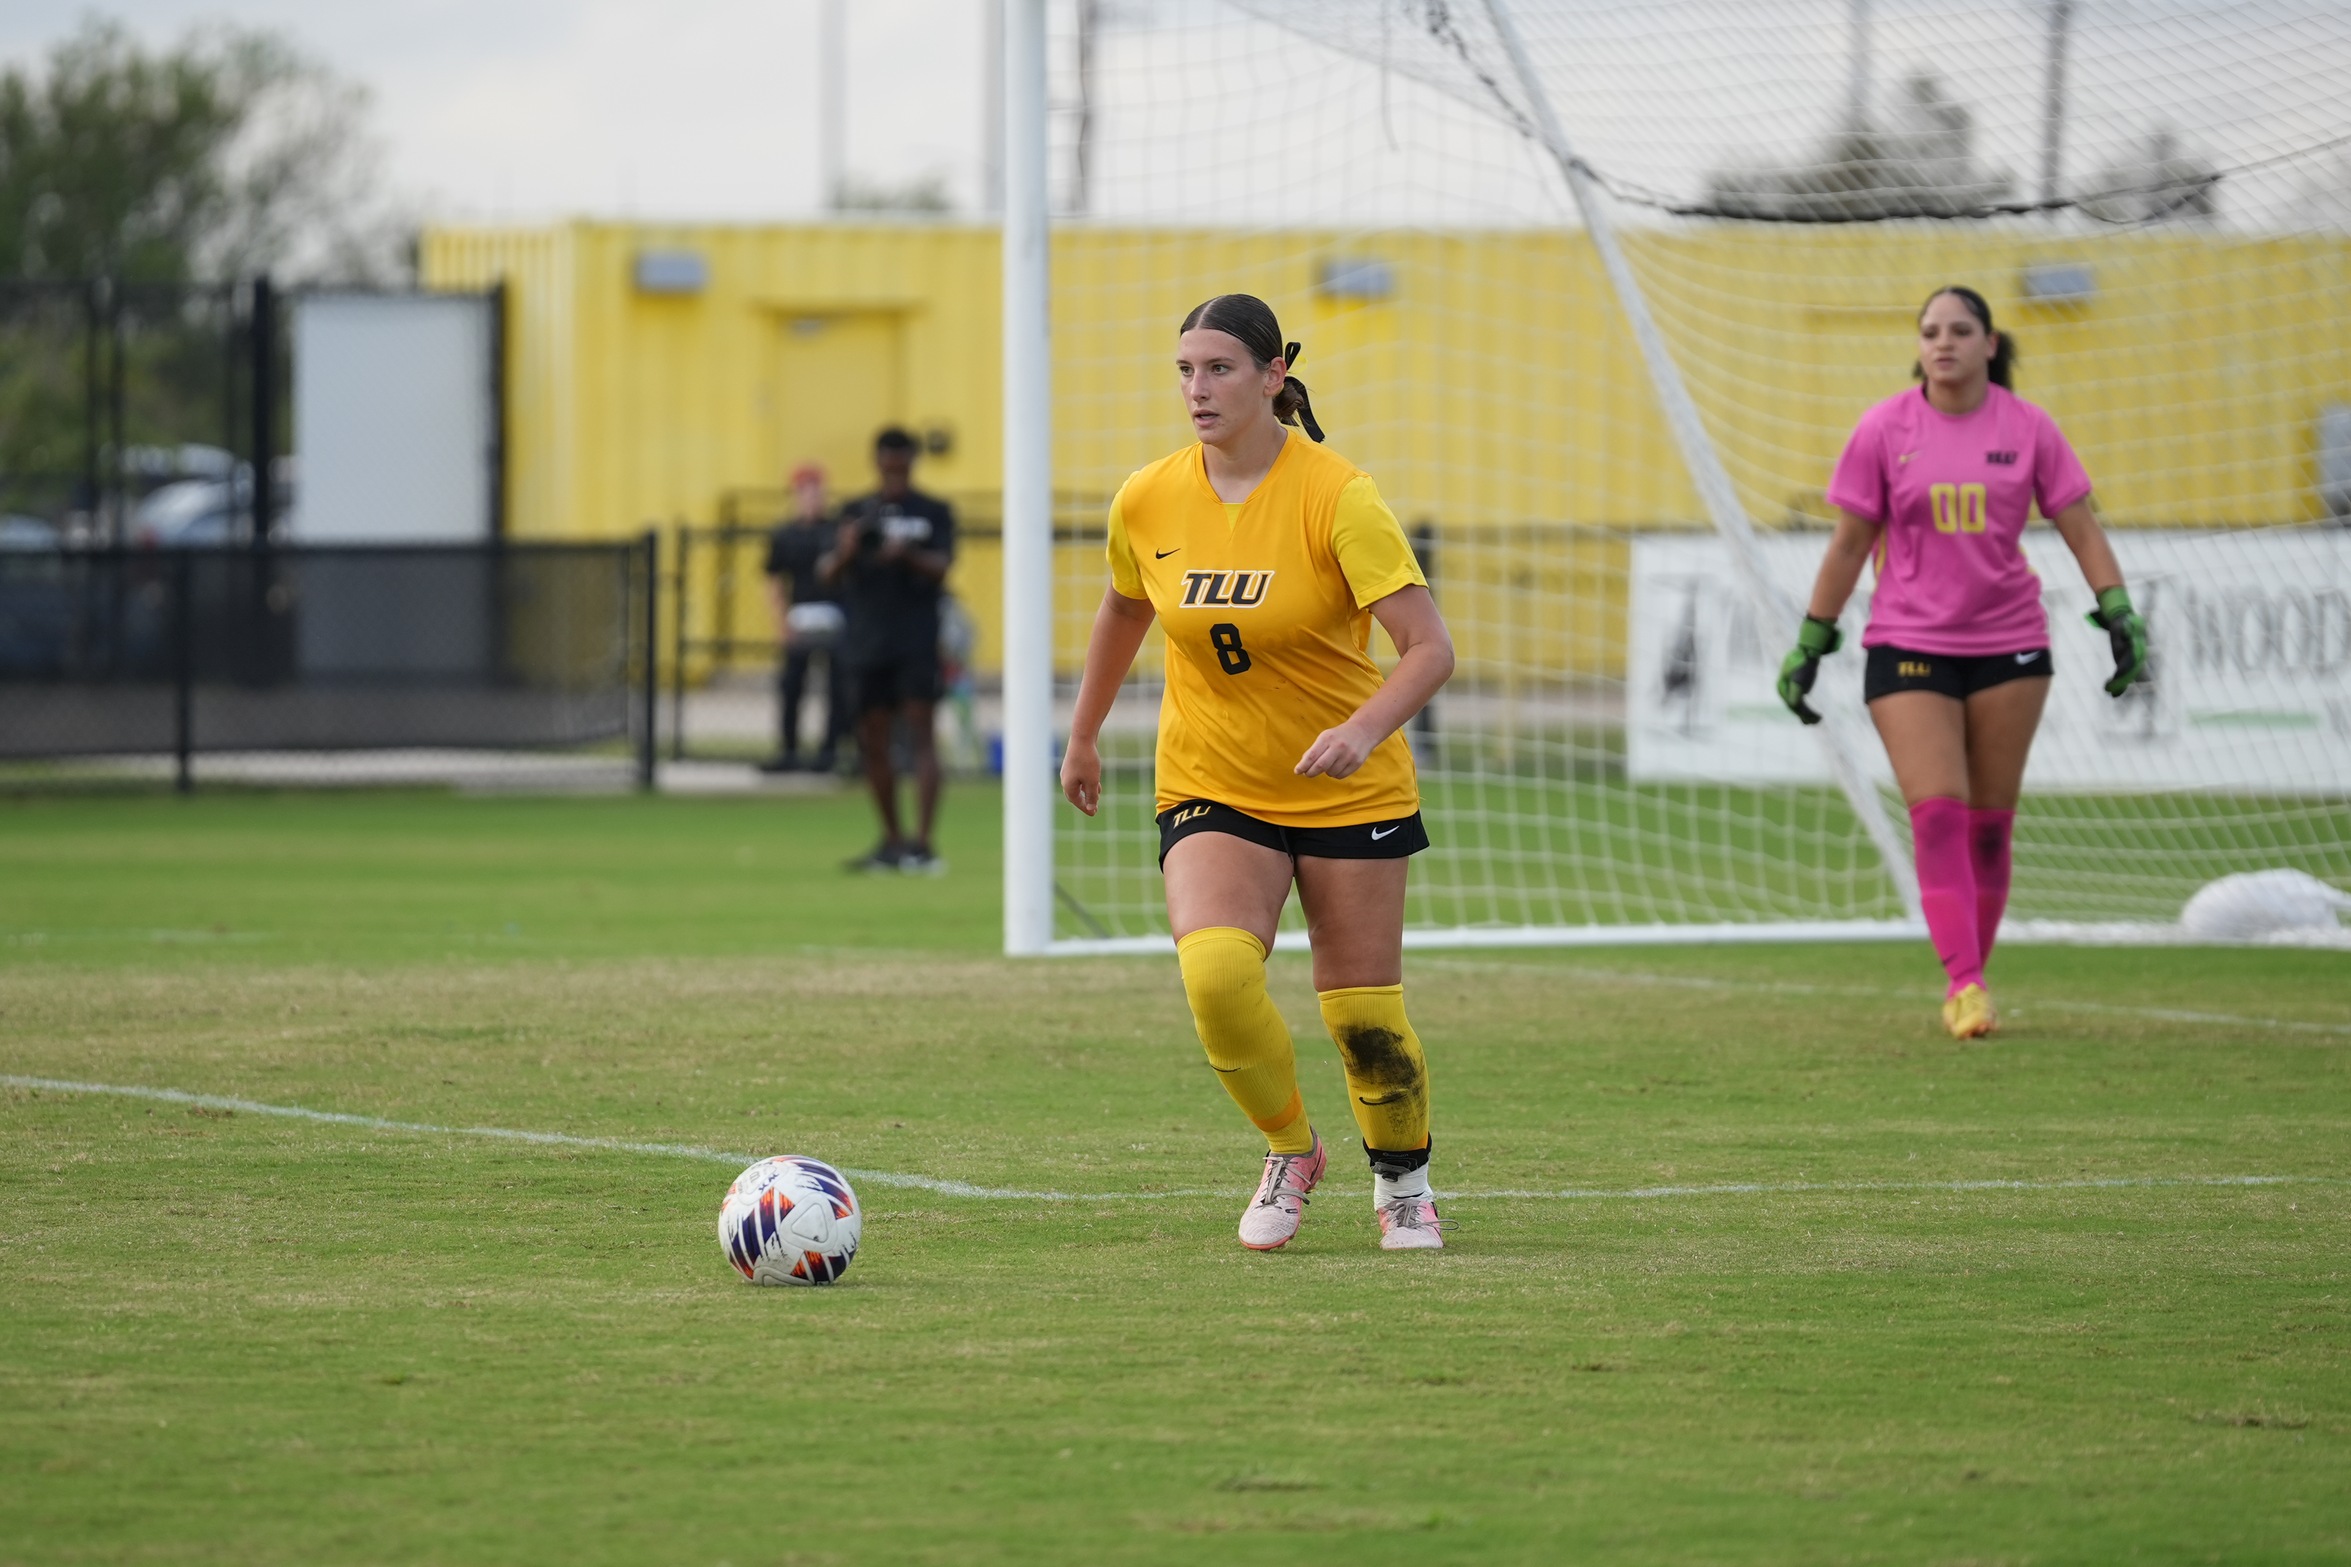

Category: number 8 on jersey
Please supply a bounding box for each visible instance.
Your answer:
[1105,434,1428,827]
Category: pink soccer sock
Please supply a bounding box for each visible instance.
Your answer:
[1969,807,2016,966]
[1909,797,1983,997]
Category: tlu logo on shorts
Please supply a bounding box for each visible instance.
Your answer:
[1899,659,1934,678]
[1179,569,1275,608]
[1170,803,1212,826]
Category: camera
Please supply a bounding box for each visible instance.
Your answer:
[861,503,932,549]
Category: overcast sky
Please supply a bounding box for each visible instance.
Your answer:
[3,1,2343,232]
[0,0,994,222]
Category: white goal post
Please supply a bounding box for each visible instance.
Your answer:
[1003,0,2351,957]
[1002,0,1058,955]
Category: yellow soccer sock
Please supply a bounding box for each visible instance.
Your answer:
[1318,984,1430,1163]
[1175,927,1314,1154]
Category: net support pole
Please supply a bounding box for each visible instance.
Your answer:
[1001,0,1056,955]
[1481,0,1920,919]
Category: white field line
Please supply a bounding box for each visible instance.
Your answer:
[1413,958,2351,1037]
[6,1074,2339,1205]
[0,1075,1213,1202]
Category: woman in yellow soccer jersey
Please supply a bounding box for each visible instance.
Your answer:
[1060,294,1457,1253]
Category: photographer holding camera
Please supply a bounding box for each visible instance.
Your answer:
[761,462,851,775]
[819,426,957,874]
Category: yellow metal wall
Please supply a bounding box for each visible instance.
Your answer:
[422,221,2351,679]
[426,222,1005,542]
[1623,225,2351,528]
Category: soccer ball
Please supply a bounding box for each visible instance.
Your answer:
[718,1156,862,1286]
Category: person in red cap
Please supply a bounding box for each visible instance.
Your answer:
[761,462,851,774]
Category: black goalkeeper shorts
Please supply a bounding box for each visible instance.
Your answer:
[1864,644,2052,703]
[1156,798,1428,869]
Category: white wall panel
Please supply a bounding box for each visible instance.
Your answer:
[294,293,494,543]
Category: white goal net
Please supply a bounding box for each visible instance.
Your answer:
[1014,0,2351,951]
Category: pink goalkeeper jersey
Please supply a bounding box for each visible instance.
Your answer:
[1826,384,2093,656]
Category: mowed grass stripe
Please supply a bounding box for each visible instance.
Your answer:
[1417,955,2351,1035]
[6,1075,2338,1210]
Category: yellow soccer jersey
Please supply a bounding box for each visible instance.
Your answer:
[1107,432,1427,827]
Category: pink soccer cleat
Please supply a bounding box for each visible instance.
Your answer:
[1238,1135,1327,1251]
[1376,1192,1445,1251]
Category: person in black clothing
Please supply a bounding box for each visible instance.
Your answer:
[761,463,851,773]
[820,427,957,873]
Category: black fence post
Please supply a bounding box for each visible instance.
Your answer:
[220,281,239,503]
[249,275,276,545]
[107,280,126,545]
[241,278,284,684]
[714,519,738,675]
[82,279,102,539]
[670,522,690,761]
[486,280,508,541]
[640,529,660,792]
[173,552,195,794]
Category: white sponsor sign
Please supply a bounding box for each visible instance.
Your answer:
[1628,530,2351,793]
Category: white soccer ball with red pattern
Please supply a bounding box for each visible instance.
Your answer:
[718,1156,861,1286]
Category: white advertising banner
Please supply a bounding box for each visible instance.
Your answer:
[1628,529,2351,793]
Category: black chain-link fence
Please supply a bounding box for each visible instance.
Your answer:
[0,539,656,791]
[0,278,281,549]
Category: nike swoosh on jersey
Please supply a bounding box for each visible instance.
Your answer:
[1369,824,1399,840]
[1155,548,1180,559]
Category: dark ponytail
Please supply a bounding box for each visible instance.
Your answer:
[1913,284,2017,390]
[1178,293,1325,441]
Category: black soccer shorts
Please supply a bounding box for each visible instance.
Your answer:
[1155,798,1429,869]
[850,650,942,714]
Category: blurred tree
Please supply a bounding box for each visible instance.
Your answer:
[0,17,404,283]
[834,172,956,216]
[2076,127,2219,225]
[0,19,407,535]
[1704,72,2015,222]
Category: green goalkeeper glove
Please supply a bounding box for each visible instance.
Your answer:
[1776,615,1842,725]
[2085,585,2148,698]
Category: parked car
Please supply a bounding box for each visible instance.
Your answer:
[0,515,61,550]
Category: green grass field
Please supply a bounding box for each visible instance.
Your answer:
[3,789,2347,1564]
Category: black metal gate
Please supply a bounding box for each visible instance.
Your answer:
[0,277,282,549]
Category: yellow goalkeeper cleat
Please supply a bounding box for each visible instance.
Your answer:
[1941,984,1998,1040]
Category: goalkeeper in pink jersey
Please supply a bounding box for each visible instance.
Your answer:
[1777,285,2148,1040]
